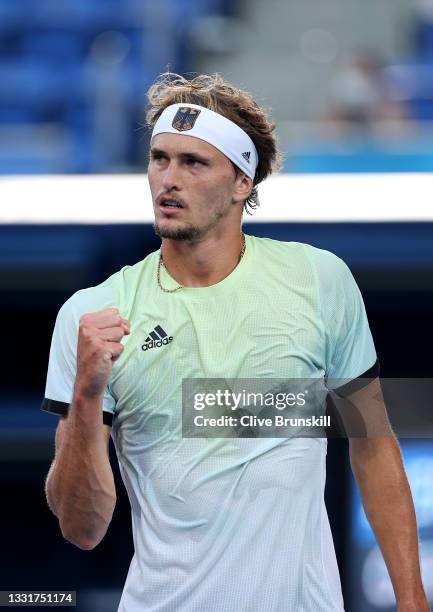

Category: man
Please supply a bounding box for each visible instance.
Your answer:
[42,73,429,611]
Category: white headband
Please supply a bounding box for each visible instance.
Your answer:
[151,103,258,180]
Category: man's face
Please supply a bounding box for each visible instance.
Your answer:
[148,133,241,241]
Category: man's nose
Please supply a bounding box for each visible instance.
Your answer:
[162,161,181,191]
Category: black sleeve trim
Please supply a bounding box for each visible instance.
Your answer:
[332,358,381,398]
[40,398,114,426]
[103,412,113,426]
[41,398,68,416]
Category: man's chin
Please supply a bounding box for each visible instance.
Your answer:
[153,222,202,241]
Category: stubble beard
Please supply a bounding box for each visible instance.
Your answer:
[153,222,203,241]
[153,207,226,242]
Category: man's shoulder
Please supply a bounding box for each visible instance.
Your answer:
[249,234,345,269]
[58,250,158,320]
[297,242,347,271]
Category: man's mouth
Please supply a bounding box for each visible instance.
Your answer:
[159,198,184,209]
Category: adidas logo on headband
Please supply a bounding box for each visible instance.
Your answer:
[242,151,251,163]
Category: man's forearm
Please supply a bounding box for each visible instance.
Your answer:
[45,394,116,550]
[350,436,428,610]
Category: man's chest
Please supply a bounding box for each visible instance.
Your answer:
[110,291,325,418]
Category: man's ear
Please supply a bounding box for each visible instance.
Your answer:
[232,171,253,205]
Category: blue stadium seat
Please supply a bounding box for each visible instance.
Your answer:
[0,0,31,30]
[21,31,84,64]
[159,0,217,22]
[409,97,433,121]
[415,21,433,59]
[0,60,85,108]
[33,0,144,30]
[0,106,34,124]
[384,59,433,121]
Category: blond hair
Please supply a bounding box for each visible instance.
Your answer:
[146,73,283,214]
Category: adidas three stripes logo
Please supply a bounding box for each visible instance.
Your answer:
[141,325,173,351]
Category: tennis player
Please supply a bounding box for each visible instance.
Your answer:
[42,73,429,612]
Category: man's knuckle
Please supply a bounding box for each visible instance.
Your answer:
[79,324,90,337]
[87,338,103,354]
[79,315,90,328]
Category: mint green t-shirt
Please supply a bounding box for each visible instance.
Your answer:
[42,234,378,612]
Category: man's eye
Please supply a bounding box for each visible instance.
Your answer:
[149,153,167,162]
[187,158,205,166]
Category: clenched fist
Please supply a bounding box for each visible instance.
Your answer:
[74,308,130,400]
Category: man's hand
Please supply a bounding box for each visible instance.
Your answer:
[74,307,130,399]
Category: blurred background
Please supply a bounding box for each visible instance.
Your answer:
[1,0,433,610]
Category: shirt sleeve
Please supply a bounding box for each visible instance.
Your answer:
[40,293,116,426]
[312,247,380,397]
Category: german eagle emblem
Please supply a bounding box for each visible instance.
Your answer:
[172,107,201,131]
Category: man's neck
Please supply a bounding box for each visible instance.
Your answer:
[161,232,244,288]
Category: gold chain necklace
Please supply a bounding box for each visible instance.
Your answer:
[157,233,246,293]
